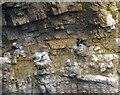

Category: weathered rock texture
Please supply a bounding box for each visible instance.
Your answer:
[1,2,120,93]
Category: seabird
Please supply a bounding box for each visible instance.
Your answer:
[65,59,72,66]
[106,14,116,29]
[76,38,85,47]
[13,42,22,49]
[34,55,44,62]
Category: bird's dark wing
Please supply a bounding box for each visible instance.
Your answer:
[76,41,80,47]
[80,40,84,44]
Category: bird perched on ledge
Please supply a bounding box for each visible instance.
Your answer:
[13,42,23,49]
[76,38,86,47]
[34,55,44,63]
[65,59,72,66]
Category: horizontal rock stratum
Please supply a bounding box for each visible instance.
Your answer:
[1,2,120,93]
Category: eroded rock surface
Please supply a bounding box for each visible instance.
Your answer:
[1,2,120,93]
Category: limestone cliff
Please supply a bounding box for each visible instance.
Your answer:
[1,2,120,93]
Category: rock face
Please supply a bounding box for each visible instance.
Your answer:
[1,2,120,93]
[2,65,119,93]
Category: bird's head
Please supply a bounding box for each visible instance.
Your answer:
[66,59,71,63]
[76,38,79,41]
[13,42,17,46]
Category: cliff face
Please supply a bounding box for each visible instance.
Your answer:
[1,2,120,93]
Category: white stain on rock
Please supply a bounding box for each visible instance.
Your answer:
[77,74,118,87]
[94,46,101,51]
[116,38,120,46]
[106,14,116,29]
[0,57,11,64]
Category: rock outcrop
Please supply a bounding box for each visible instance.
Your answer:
[1,2,120,93]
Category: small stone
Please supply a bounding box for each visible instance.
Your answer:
[39,85,46,93]
[60,25,65,29]
[63,66,80,77]
[40,47,50,52]
[20,50,26,57]
[0,57,11,64]
[88,63,94,69]
[94,46,100,51]
[47,40,66,49]
[54,32,68,39]
[2,67,8,72]
[13,49,20,58]
[37,69,51,75]
[10,77,15,80]
[2,78,7,82]
[115,38,120,46]
[103,54,118,62]
[108,3,118,12]
[91,55,98,62]
[99,63,106,73]
[98,50,104,54]
[106,62,113,69]
[4,52,11,58]
[11,56,17,64]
